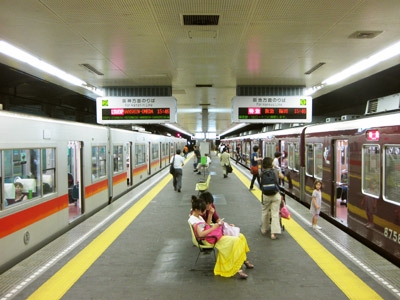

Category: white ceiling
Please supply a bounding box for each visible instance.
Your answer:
[1,0,400,135]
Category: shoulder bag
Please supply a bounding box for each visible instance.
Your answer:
[169,155,176,175]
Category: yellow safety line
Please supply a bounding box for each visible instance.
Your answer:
[231,165,383,300]
[28,155,193,300]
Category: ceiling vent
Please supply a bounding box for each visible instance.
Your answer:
[183,15,219,26]
[304,62,325,75]
[79,64,104,76]
[348,31,383,39]
[196,84,213,88]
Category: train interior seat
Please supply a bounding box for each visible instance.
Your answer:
[42,174,53,188]
[19,179,36,193]
[4,183,15,200]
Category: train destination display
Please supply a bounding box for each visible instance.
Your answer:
[232,96,312,123]
[96,96,177,124]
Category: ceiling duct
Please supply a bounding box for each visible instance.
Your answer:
[183,15,219,26]
[304,62,325,75]
[79,64,104,76]
[202,108,208,132]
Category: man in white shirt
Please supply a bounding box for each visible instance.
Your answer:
[171,149,185,192]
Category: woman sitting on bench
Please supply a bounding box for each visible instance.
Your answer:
[188,196,254,279]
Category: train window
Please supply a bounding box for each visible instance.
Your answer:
[92,146,107,180]
[384,146,400,204]
[151,144,159,161]
[42,148,56,195]
[3,149,41,207]
[162,143,166,157]
[314,144,323,179]
[306,144,314,176]
[135,144,145,166]
[288,143,294,169]
[294,143,300,171]
[113,145,123,173]
[362,145,380,197]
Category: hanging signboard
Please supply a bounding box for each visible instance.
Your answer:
[232,96,312,123]
[96,96,177,124]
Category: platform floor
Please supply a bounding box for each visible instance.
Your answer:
[1,152,400,300]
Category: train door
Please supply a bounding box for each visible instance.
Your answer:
[67,141,83,221]
[147,142,151,175]
[126,142,132,186]
[332,139,349,224]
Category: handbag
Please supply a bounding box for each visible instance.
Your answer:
[226,164,233,173]
[250,165,259,175]
[222,222,240,237]
[280,200,291,219]
[194,222,223,244]
[169,155,175,175]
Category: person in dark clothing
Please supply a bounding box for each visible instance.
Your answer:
[249,145,262,191]
[193,146,201,171]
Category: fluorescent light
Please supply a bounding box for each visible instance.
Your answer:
[322,40,400,86]
[0,40,103,96]
[208,108,231,113]
[206,132,216,139]
[220,123,247,136]
[195,132,205,139]
[164,123,192,137]
[177,108,202,113]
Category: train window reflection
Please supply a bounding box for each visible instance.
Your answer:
[3,149,41,207]
[362,145,380,197]
[42,148,56,195]
[314,144,323,179]
[151,143,159,161]
[288,143,294,169]
[135,144,145,166]
[306,144,314,176]
[113,145,123,173]
[384,145,400,204]
[92,146,107,180]
[294,143,300,171]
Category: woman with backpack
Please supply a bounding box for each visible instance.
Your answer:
[260,157,284,239]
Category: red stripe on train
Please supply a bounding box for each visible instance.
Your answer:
[0,194,68,239]
[113,173,127,185]
[85,179,108,198]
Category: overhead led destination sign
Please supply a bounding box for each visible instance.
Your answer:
[96,96,177,124]
[232,96,312,123]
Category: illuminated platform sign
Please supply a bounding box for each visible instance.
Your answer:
[232,96,312,123]
[96,96,177,124]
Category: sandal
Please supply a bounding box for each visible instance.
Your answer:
[238,270,248,279]
[244,261,254,269]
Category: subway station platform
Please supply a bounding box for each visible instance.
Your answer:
[1,152,400,300]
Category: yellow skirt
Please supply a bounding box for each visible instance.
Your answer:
[213,233,250,277]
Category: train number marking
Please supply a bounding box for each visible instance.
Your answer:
[384,227,400,244]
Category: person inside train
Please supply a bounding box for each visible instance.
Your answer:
[260,157,284,239]
[249,145,262,191]
[310,180,322,230]
[14,182,28,203]
[361,181,378,228]
[235,145,241,164]
[281,151,288,186]
[188,196,254,279]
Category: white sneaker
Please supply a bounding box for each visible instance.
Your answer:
[315,225,322,230]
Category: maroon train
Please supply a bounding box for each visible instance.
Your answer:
[223,112,400,265]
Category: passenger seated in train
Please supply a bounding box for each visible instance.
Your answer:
[13,182,28,203]
[188,196,254,279]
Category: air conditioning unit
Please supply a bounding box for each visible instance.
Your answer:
[325,117,340,123]
[365,93,400,114]
[341,115,360,121]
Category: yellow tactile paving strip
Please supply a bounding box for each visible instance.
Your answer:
[232,165,383,300]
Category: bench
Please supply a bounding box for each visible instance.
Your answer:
[188,219,216,270]
[195,174,211,194]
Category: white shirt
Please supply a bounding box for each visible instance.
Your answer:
[189,214,205,226]
[171,154,185,169]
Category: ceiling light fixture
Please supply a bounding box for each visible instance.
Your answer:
[0,40,104,96]
[220,123,247,136]
[306,40,400,95]
[164,123,192,137]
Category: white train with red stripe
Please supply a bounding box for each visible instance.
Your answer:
[0,110,185,272]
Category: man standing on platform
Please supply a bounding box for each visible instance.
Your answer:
[171,149,185,192]
[220,147,231,178]
[193,145,201,172]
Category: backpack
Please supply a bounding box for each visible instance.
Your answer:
[261,169,280,195]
